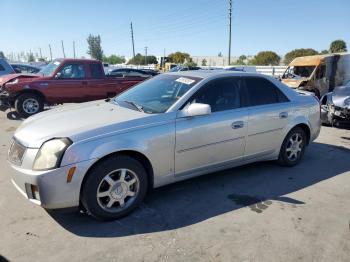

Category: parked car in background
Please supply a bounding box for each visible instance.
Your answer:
[281,53,350,97]
[224,66,257,73]
[169,65,201,72]
[0,58,146,117]
[320,80,350,126]
[0,58,15,76]
[7,71,320,220]
[107,68,156,77]
[139,68,159,76]
[11,63,40,74]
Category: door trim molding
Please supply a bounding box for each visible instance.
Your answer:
[177,136,244,154]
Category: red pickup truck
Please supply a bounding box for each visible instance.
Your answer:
[0,58,148,117]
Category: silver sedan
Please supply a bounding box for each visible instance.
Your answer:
[7,71,321,220]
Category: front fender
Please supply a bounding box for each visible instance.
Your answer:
[62,136,149,167]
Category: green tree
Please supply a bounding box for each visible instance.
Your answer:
[236,55,247,65]
[127,53,158,65]
[251,51,280,66]
[0,51,5,59]
[283,48,319,64]
[201,59,207,66]
[329,40,347,53]
[184,60,197,67]
[218,52,223,57]
[103,55,126,64]
[87,34,104,61]
[320,50,329,55]
[168,51,191,64]
[28,53,35,62]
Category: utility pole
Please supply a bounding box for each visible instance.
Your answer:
[39,48,42,59]
[130,22,135,59]
[49,44,53,61]
[144,46,148,65]
[73,41,76,58]
[228,0,232,66]
[163,48,166,71]
[61,40,66,58]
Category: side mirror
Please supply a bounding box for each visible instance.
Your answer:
[55,72,62,79]
[181,103,211,117]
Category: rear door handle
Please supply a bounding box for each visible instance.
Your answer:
[232,121,244,129]
[82,81,88,85]
[279,112,288,119]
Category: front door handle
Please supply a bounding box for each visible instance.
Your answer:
[232,121,244,129]
[279,112,288,119]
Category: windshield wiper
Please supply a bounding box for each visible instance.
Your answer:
[123,100,144,112]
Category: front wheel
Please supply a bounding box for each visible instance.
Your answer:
[278,127,306,167]
[15,93,44,118]
[81,155,148,220]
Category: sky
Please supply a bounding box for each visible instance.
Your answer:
[2,0,350,59]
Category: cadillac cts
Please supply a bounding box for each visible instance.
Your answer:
[7,71,321,220]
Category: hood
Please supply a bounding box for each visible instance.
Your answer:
[282,78,307,88]
[0,73,40,86]
[331,85,350,108]
[14,100,151,148]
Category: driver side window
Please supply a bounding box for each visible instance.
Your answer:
[187,77,242,112]
[58,63,86,79]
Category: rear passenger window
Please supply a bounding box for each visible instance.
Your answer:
[187,77,242,112]
[90,64,104,78]
[244,77,289,106]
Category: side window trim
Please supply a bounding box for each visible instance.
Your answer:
[58,63,86,79]
[179,76,243,112]
[242,76,290,107]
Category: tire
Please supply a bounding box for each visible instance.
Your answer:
[81,155,148,220]
[15,93,44,118]
[278,127,306,167]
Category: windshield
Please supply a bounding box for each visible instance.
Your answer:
[39,59,62,76]
[114,74,201,114]
[282,66,315,79]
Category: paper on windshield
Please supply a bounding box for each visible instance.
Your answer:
[176,77,195,85]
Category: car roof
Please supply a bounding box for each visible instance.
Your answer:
[165,69,262,79]
[54,58,100,63]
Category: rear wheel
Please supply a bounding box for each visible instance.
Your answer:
[81,155,148,220]
[15,93,44,118]
[278,127,306,167]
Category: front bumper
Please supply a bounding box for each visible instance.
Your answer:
[0,90,10,107]
[9,159,96,209]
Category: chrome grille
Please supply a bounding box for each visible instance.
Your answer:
[8,139,26,166]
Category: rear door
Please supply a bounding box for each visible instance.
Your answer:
[175,77,248,176]
[242,77,291,160]
[48,62,87,103]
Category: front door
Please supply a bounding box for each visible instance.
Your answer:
[175,77,248,176]
[48,63,87,103]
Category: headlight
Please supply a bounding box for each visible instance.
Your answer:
[33,138,72,171]
[7,78,19,85]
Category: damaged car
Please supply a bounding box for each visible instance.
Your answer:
[320,80,350,126]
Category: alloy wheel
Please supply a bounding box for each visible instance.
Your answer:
[96,168,140,212]
[22,98,39,114]
[286,133,303,161]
